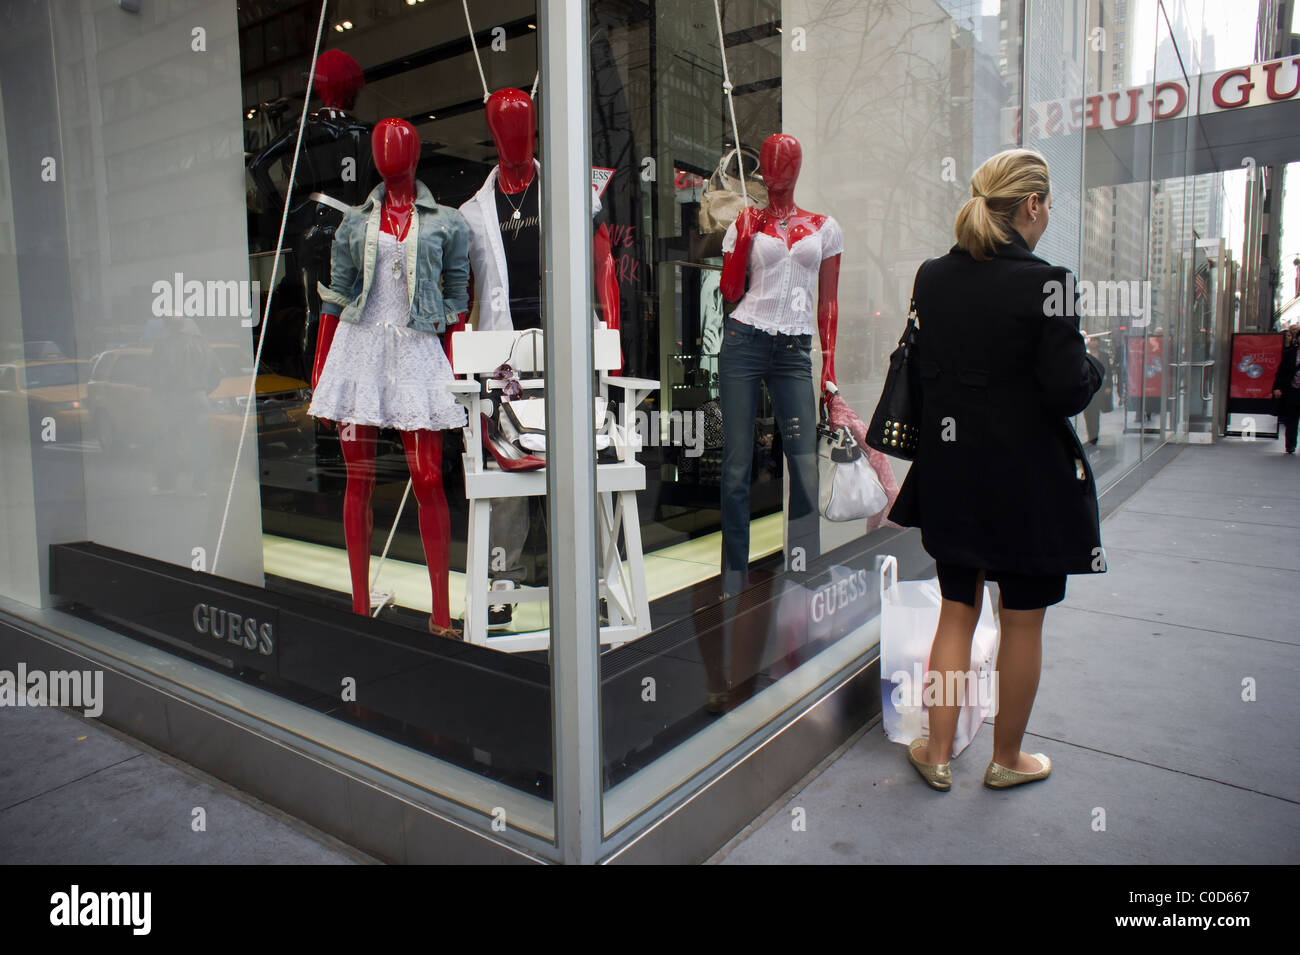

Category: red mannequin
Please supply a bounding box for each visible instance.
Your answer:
[312,49,364,112]
[482,88,621,350]
[312,118,466,629]
[720,134,840,396]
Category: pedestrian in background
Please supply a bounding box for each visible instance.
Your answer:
[1273,327,1299,455]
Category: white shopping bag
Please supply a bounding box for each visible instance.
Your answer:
[878,555,1000,758]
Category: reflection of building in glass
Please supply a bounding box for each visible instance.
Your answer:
[1023,0,1083,274]
[1082,0,1147,338]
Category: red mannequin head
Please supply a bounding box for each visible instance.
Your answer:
[760,133,802,194]
[313,50,364,111]
[372,118,420,183]
[485,88,536,168]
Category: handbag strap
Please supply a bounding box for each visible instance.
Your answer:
[896,256,935,344]
[817,396,858,451]
[506,327,543,373]
[902,263,924,336]
[717,146,762,186]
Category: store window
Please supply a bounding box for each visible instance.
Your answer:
[2,0,577,846]
[1,0,1211,861]
[1077,0,1154,489]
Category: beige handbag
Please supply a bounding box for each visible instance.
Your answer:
[698,148,767,236]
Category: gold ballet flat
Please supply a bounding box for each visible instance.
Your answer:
[984,753,1052,789]
[907,738,952,791]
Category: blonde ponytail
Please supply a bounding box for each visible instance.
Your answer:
[954,148,1050,261]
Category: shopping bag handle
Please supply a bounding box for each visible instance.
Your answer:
[878,554,898,602]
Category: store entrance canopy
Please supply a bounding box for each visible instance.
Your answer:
[1002,54,1300,187]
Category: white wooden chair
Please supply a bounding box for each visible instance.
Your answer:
[448,324,659,652]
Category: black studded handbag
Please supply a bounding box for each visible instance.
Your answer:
[866,299,921,460]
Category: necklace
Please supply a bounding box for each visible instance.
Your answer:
[383,206,409,279]
[770,208,793,231]
[501,178,532,221]
[383,204,411,241]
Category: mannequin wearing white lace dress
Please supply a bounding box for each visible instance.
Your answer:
[310,230,465,431]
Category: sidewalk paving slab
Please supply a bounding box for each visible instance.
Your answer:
[0,703,368,865]
[713,438,1300,865]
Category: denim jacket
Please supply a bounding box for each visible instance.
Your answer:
[318,180,470,334]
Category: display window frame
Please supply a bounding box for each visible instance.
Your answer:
[0,0,1214,865]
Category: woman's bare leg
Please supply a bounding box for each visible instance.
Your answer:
[991,592,1048,772]
[917,571,984,765]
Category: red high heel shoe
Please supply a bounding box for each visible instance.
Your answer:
[481,413,545,471]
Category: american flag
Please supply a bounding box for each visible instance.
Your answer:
[1193,263,1210,301]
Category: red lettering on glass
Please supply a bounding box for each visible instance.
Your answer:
[1084,94,1104,129]
[1045,101,1063,135]
[1068,97,1083,131]
[1108,88,1142,125]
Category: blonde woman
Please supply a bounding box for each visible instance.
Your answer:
[888,148,1105,791]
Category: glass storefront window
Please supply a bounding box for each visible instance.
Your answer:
[1078,0,1155,488]
[0,0,1250,862]
[2,0,583,849]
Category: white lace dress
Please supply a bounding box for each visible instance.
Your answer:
[309,230,466,432]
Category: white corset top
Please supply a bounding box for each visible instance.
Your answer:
[722,215,843,336]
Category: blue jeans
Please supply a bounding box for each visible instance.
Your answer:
[719,317,820,596]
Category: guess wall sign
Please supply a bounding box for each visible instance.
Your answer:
[191,601,275,657]
[1002,54,1300,141]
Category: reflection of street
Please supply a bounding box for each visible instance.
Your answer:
[1078,407,1131,484]
[81,433,235,568]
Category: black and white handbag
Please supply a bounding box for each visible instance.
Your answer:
[818,407,888,521]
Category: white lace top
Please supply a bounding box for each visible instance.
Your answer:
[308,231,465,432]
[722,216,843,336]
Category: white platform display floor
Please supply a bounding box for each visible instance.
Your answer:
[262,512,785,632]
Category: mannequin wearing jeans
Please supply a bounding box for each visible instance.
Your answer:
[718,134,843,597]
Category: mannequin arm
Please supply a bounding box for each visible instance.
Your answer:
[594,224,619,330]
[247,126,302,215]
[312,312,338,391]
[720,208,759,302]
[311,311,339,430]
[594,223,622,374]
[817,254,841,396]
[444,311,468,364]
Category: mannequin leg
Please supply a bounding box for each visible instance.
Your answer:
[718,319,768,597]
[766,334,821,569]
[402,428,452,628]
[339,423,378,615]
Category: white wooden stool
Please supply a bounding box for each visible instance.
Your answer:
[448,325,659,652]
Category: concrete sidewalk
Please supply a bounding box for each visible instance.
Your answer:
[712,437,1300,864]
[0,702,370,864]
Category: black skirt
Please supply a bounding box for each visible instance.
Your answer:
[935,562,1066,611]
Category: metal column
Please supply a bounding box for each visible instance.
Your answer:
[539,0,602,864]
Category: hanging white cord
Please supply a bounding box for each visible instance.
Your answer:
[713,0,748,203]
[213,0,329,576]
[462,0,491,103]
[369,478,412,617]
[462,2,539,102]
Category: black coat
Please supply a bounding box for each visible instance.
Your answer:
[1273,344,1299,414]
[888,231,1106,576]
